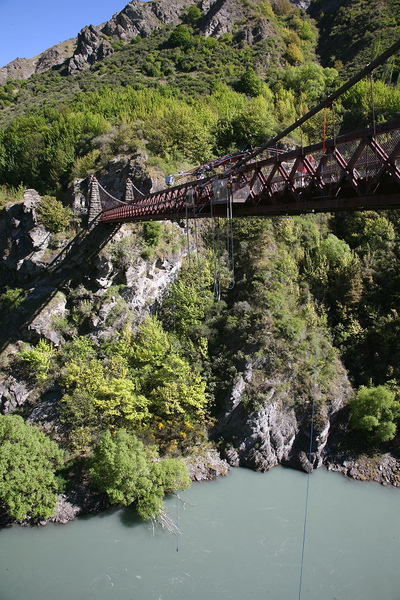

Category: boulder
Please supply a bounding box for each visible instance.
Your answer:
[0,376,32,414]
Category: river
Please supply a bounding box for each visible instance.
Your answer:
[1,466,399,600]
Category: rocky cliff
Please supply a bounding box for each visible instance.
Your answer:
[0,39,76,85]
[215,355,351,472]
[0,0,312,83]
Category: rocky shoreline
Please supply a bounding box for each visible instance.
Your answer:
[2,447,399,529]
[325,452,400,487]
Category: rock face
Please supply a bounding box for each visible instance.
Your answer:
[101,0,196,42]
[216,359,352,473]
[0,189,51,279]
[0,58,36,86]
[68,26,113,74]
[327,453,400,487]
[0,39,76,85]
[0,376,32,414]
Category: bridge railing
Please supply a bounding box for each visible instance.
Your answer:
[93,117,400,223]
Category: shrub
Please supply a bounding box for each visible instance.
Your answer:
[37,195,72,233]
[0,414,63,520]
[89,430,191,520]
[143,221,163,247]
[350,385,400,443]
[0,287,25,313]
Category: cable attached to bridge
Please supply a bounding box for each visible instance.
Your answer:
[297,326,318,600]
[226,181,235,290]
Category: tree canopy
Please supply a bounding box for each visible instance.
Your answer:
[89,429,191,519]
[0,415,63,520]
[350,385,400,443]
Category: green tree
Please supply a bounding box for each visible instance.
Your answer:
[167,25,194,49]
[131,316,208,421]
[60,359,150,438]
[237,69,264,97]
[350,385,400,443]
[89,430,190,519]
[37,195,72,233]
[19,339,55,381]
[182,5,202,26]
[0,415,63,520]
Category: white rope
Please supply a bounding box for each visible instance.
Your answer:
[97,179,128,205]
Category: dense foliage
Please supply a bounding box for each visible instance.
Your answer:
[0,415,63,520]
[310,0,400,80]
[89,430,191,519]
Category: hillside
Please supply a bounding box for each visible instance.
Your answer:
[1,0,400,525]
[309,0,400,79]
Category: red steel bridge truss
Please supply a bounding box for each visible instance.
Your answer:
[91,117,400,224]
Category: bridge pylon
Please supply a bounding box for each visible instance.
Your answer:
[88,175,102,227]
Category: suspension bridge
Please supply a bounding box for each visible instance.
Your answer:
[87,40,400,226]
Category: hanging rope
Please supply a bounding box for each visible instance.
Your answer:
[185,204,191,270]
[193,206,203,293]
[332,100,336,146]
[210,199,221,300]
[322,101,328,154]
[370,73,377,138]
[226,180,235,290]
[369,73,379,176]
[297,327,318,600]
[171,279,180,553]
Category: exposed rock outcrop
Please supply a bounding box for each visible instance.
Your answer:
[68,26,113,74]
[101,0,196,42]
[216,359,352,473]
[0,58,36,86]
[0,0,312,81]
[0,376,32,415]
[327,453,400,487]
[0,189,51,279]
[0,39,75,85]
[185,445,230,481]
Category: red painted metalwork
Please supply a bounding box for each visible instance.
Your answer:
[96,118,400,223]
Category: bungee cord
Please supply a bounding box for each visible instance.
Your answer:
[297,327,318,600]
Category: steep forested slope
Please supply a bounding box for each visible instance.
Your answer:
[1,0,400,525]
[310,0,400,79]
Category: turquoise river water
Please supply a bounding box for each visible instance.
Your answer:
[0,466,399,600]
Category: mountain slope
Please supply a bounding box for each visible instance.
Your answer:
[309,0,400,79]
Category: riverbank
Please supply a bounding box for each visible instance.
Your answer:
[2,445,400,528]
[325,452,400,487]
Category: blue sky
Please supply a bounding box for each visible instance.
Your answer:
[0,0,130,68]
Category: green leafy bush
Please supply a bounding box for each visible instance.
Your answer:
[0,414,63,520]
[19,339,55,381]
[350,385,400,443]
[143,221,163,247]
[0,286,25,313]
[37,195,72,233]
[89,429,190,519]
